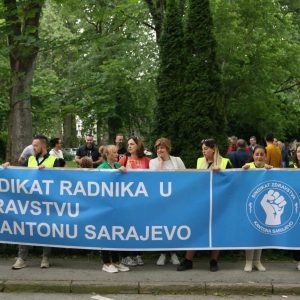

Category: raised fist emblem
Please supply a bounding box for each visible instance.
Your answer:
[261,189,287,226]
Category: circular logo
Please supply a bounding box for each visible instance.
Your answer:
[246,180,300,235]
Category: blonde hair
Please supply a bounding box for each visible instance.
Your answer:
[99,145,117,161]
[199,139,223,169]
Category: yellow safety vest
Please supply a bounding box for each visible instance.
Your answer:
[28,155,57,168]
[243,162,256,169]
[196,157,230,170]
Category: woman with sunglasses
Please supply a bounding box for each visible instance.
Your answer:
[242,145,272,272]
[177,138,231,272]
[119,136,150,266]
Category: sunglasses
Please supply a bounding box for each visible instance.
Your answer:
[201,138,215,145]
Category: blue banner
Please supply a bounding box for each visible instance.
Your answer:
[1,168,300,250]
[0,168,210,250]
[212,169,300,249]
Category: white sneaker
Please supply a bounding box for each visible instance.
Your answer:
[297,261,300,271]
[40,256,50,268]
[102,264,119,273]
[244,261,253,272]
[135,255,144,266]
[170,253,180,265]
[12,257,26,270]
[114,263,130,272]
[253,261,266,272]
[156,254,166,266]
[121,256,137,266]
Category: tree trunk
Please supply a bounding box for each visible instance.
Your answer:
[144,0,166,41]
[7,69,34,163]
[3,0,45,164]
[63,114,77,147]
[96,116,108,146]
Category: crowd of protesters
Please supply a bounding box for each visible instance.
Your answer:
[2,132,300,274]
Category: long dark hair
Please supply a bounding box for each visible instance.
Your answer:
[126,136,145,158]
[293,144,300,168]
[50,137,60,148]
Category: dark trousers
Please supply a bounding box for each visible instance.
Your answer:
[102,251,119,264]
[120,251,142,258]
[293,251,300,261]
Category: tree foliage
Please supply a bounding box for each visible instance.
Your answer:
[178,0,226,166]
[153,0,185,155]
[153,0,226,166]
[212,0,300,142]
[31,0,158,145]
[0,0,299,162]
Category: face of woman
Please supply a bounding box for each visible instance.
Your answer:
[253,148,266,167]
[56,140,62,150]
[127,139,138,155]
[296,146,300,162]
[202,144,214,161]
[108,148,118,162]
[156,145,169,160]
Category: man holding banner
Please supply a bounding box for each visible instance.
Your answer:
[10,135,60,270]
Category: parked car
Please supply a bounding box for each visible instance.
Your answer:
[64,148,78,157]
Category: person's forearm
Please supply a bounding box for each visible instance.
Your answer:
[75,156,81,164]
[93,158,103,165]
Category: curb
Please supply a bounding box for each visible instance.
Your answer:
[3,280,71,293]
[272,283,300,295]
[70,281,138,294]
[139,282,205,295]
[1,280,300,295]
[205,282,272,295]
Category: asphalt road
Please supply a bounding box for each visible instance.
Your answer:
[0,295,298,300]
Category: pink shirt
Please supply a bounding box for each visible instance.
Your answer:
[119,156,150,169]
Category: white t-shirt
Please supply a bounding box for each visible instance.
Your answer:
[49,149,64,159]
[19,145,34,160]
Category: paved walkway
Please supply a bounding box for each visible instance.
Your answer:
[0,258,299,295]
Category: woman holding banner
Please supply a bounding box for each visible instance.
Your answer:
[119,136,150,266]
[150,137,185,266]
[177,138,231,272]
[242,145,272,272]
[119,136,150,170]
[98,145,129,273]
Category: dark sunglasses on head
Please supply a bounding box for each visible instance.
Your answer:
[201,138,216,147]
